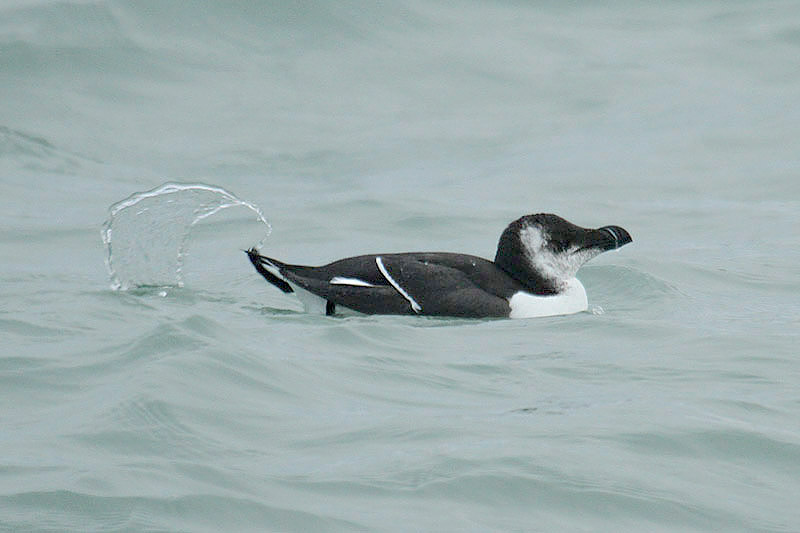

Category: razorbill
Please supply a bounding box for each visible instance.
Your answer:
[246,213,631,319]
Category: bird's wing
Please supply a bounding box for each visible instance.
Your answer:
[250,250,511,317]
[370,255,510,317]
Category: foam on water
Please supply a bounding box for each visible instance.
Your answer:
[102,183,271,291]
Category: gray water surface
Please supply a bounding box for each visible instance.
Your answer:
[2,1,799,531]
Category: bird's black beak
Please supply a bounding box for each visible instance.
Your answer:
[573,225,632,254]
[596,225,633,251]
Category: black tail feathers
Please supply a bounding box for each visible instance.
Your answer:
[246,248,294,293]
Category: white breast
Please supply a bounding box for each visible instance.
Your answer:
[507,278,588,319]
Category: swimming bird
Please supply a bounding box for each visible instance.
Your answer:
[246,213,631,318]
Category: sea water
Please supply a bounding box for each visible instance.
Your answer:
[2,1,799,531]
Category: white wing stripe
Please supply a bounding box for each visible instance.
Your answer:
[375,256,422,313]
[330,276,375,287]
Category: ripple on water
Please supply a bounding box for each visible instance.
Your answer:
[0,490,365,532]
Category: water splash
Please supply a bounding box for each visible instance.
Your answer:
[102,182,271,290]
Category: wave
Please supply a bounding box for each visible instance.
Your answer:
[0,1,422,73]
[0,126,96,173]
[0,490,364,531]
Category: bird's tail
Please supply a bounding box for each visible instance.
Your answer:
[246,248,294,293]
